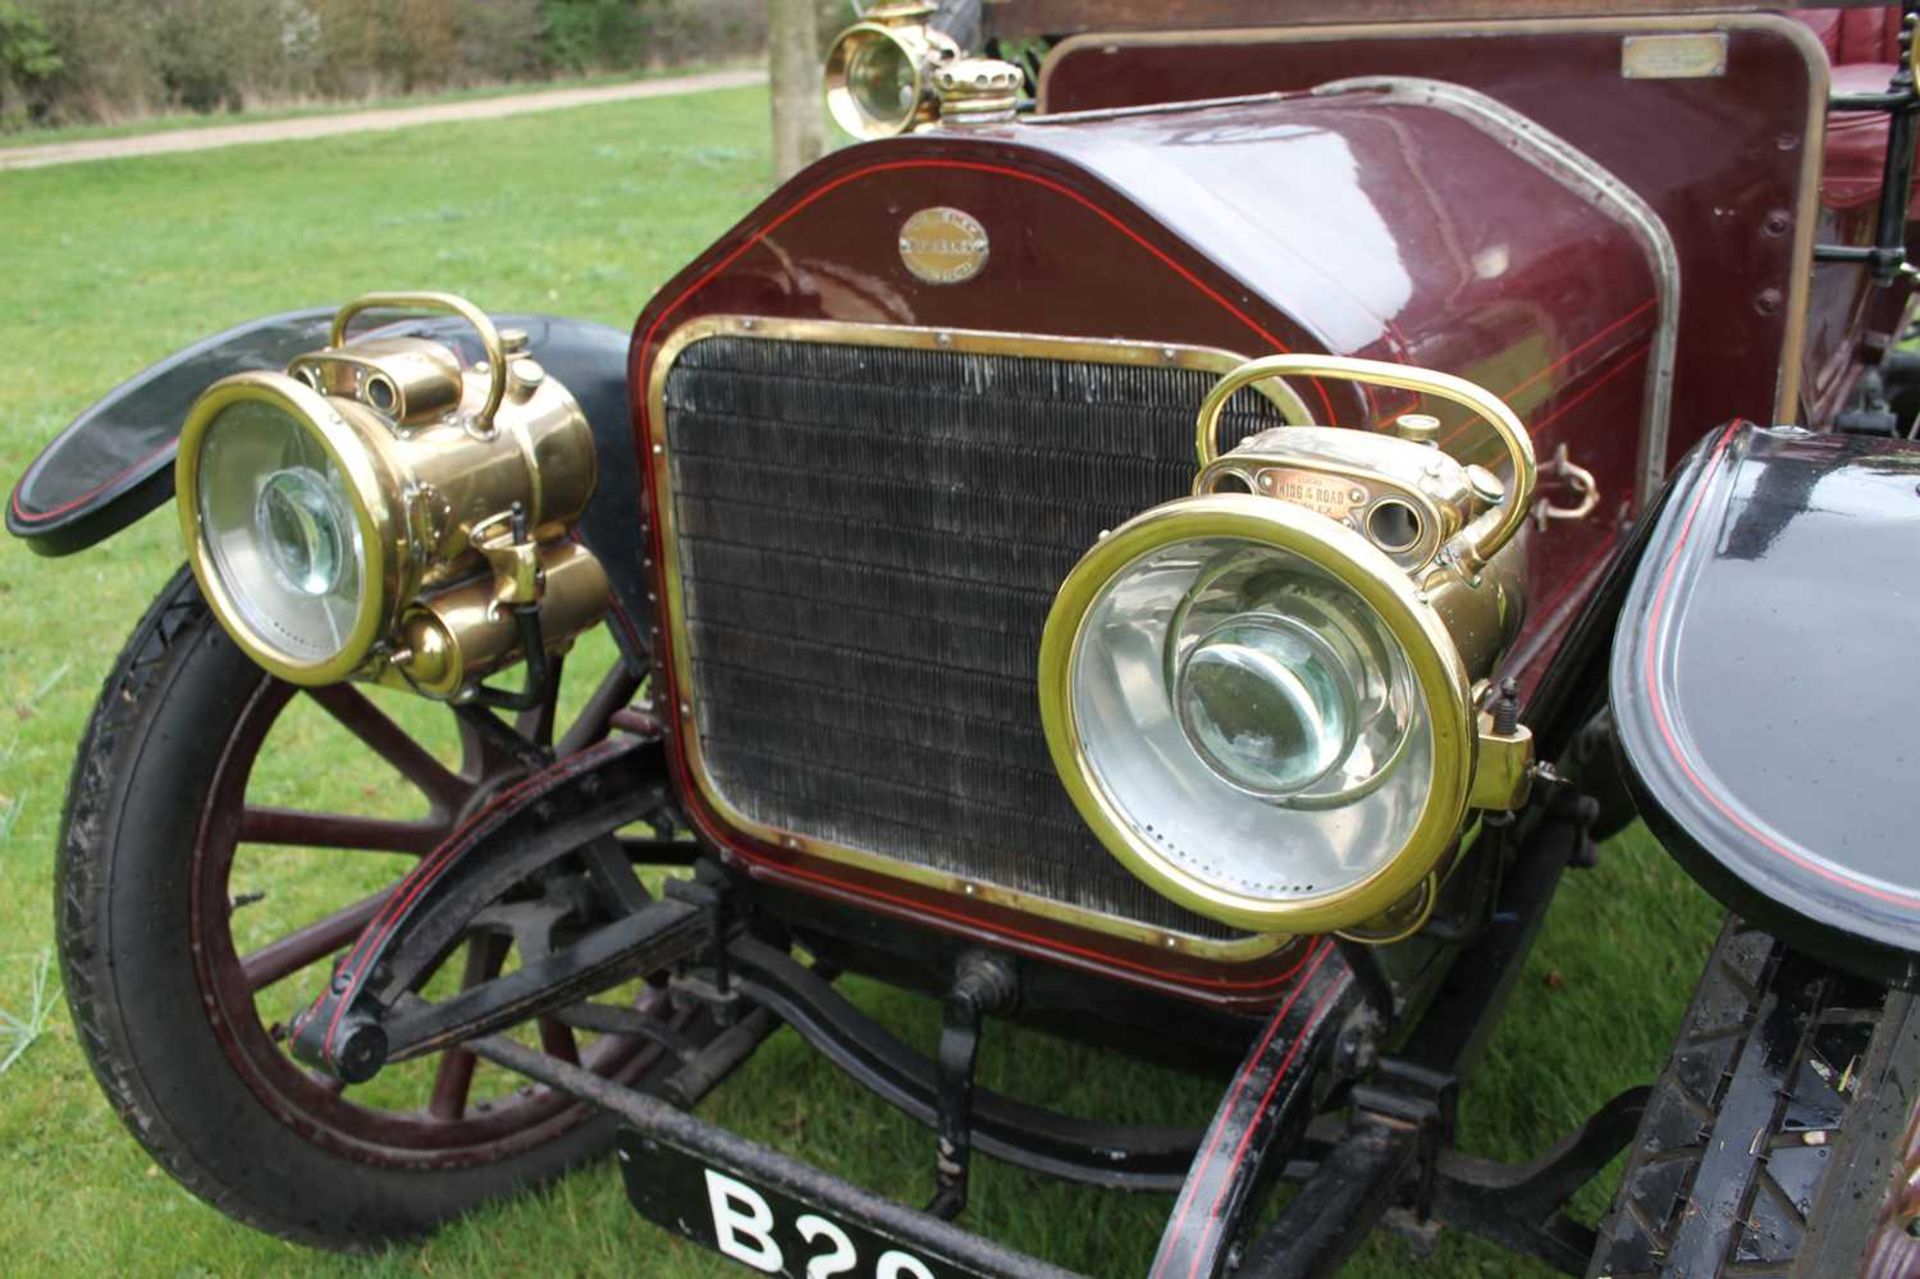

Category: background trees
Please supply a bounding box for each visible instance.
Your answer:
[4,0,837,130]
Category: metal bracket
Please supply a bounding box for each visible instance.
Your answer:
[287,735,695,1080]
[464,501,557,714]
[665,860,741,1025]
[1352,1059,1460,1221]
[1422,1086,1649,1274]
[725,934,1208,1192]
[1472,719,1536,811]
[1531,443,1599,530]
[929,951,1019,1220]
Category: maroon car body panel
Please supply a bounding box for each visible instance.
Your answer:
[1039,14,1832,443]
[630,90,1655,997]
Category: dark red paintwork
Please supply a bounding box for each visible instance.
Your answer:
[630,90,1654,999]
[1040,15,1831,441]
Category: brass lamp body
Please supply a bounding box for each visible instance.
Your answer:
[1192,356,1537,739]
[176,292,608,699]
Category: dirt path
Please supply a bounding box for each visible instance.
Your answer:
[0,68,768,173]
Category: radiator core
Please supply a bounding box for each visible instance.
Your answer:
[659,329,1283,941]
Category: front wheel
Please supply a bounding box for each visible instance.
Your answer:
[57,567,704,1249]
[1587,916,1920,1278]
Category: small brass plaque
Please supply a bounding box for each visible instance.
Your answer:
[1258,468,1370,522]
[1621,33,1728,80]
[898,207,990,285]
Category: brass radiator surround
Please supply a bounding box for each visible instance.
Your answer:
[646,316,1311,960]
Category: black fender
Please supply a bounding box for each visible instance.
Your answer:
[9,307,338,555]
[7,307,652,652]
[1609,422,1920,987]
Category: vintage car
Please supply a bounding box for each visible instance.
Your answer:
[10,1,1920,1275]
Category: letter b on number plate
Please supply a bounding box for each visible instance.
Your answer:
[618,1132,987,1279]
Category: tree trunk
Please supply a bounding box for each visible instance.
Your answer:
[769,0,827,182]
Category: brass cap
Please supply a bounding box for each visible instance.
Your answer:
[1466,464,1507,506]
[935,58,1023,126]
[1394,412,1442,445]
[398,612,461,698]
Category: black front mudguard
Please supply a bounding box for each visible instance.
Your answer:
[1608,422,1920,987]
[7,307,653,651]
[9,308,337,555]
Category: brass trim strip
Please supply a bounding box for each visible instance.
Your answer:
[646,315,1296,961]
[1036,12,1828,423]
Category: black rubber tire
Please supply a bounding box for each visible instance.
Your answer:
[55,568,654,1250]
[1587,915,1920,1278]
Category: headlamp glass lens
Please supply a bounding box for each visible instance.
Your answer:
[1070,536,1431,902]
[1176,616,1357,796]
[257,467,349,596]
[848,36,915,128]
[195,399,367,665]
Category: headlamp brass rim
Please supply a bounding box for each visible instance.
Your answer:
[176,370,403,686]
[1037,493,1476,935]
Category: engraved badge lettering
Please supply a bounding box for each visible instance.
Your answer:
[1261,469,1370,522]
[898,207,990,285]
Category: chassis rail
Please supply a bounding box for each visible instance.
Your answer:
[469,1030,1089,1279]
[445,784,1632,1277]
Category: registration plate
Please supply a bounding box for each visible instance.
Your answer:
[617,1131,993,1279]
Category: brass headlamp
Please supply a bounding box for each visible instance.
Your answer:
[825,2,960,139]
[175,292,608,700]
[1038,357,1539,936]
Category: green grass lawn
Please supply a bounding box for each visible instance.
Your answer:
[0,83,1723,1277]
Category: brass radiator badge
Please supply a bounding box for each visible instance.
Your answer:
[899,207,989,284]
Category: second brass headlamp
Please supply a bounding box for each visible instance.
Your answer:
[175,292,608,700]
[825,2,961,139]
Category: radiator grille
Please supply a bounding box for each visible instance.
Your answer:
[662,333,1284,939]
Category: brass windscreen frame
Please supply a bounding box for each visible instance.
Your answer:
[646,316,1306,960]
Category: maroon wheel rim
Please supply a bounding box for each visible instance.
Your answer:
[186,663,671,1169]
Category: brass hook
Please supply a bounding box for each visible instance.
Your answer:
[1531,443,1599,530]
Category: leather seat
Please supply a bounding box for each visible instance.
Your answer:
[1793,7,1915,210]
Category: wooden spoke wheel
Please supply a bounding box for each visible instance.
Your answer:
[57,568,708,1248]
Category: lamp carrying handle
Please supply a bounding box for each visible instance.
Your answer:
[1195,353,1537,566]
[332,292,507,436]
